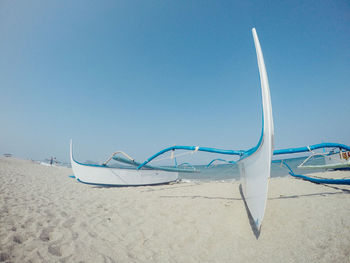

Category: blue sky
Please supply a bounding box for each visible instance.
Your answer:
[0,0,349,163]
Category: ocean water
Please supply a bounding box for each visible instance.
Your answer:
[179,156,326,182]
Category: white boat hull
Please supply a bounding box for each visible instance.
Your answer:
[238,28,274,230]
[325,152,350,167]
[299,152,350,170]
[70,141,179,186]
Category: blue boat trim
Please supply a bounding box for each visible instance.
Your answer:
[137,142,350,170]
[71,143,111,168]
[137,115,265,169]
[137,146,244,170]
[72,138,350,180]
[73,159,110,168]
[274,143,350,155]
[240,115,264,160]
[76,178,178,187]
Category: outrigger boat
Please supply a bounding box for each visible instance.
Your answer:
[274,143,350,170]
[323,151,350,170]
[70,142,180,186]
[70,28,274,230]
[272,143,350,185]
[70,28,350,232]
[297,149,350,170]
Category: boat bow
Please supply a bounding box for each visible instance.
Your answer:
[238,28,274,231]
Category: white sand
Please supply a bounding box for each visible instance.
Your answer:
[0,157,349,262]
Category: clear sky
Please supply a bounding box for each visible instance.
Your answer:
[1,0,349,163]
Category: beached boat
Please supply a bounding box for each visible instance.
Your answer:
[70,27,274,228]
[324,151,350,169]
[297,150,350,170]
[274,143,350,185]
[237,28,274,231]
[70,141,179,186]
[274,143,350,170]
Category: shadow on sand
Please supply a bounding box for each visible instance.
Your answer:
[160,195,242,201]
[239,184,261,239]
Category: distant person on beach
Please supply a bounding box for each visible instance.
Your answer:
[50,157,53,165]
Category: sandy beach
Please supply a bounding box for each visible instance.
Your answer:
[0,157,349,262]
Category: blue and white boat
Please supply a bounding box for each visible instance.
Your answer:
[70,141,180,186]
[70,28,274,229]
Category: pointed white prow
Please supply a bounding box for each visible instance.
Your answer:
[238,28,274,232]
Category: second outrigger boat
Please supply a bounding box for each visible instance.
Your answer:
[297,149,350,170]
